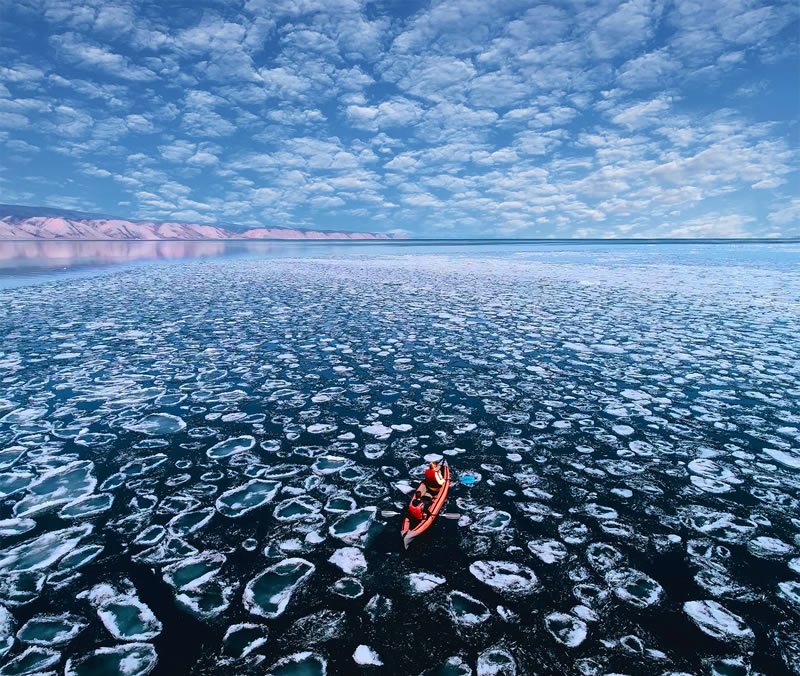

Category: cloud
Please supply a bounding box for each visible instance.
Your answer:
[0,64,46,82]
[345,98,424,130]
[310,195,344,207]
[158,140,195,162]
[51,32,157,81]
[656,212,755,238]
[393,55,476,102]
[182,111,236,137]
[590,0,665,59]
[0,0,796,236]
[5,139,39,153]
[125,114,154,134]
[767,199,800,226]
[616,49,679,88]
[610,96,672,129]
[0,112,30,129]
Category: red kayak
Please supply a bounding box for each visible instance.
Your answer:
[401,461,450,549]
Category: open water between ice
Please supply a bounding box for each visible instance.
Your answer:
[0,242,798,675]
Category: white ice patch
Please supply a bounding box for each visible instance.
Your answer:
[216,480,281,518]
[605,568,664,608]
[469,561,538,595]
[328,547,367,576]
[778,580,800,606]
[0,646,60,673]
[14,460,97,517]
[84,583,162,641]
[0,518,36,537]
[545,612,588,647]
[476,646,516,676]
[683,600,754,643]
[59,493,114,519]
[64,642,157,676]
[362,423,392,438]
[447,591,490,626]
[527,539,568,564]
[407,571,445,594]
[763,448,800,470]
[221,623,268,660]
[353,644,383,666]
[274,496,322,522]
[124,413,186,435]
[0,524,92,574]
[328,507,376,545]
[470,510,511,533]
[747,536,795,559]
[17,612,87,646]
[307,423,338,434]
[243,558,315,619]
[265,651,326,676]
[0,605,13,658]
[162,552,226,591]
[206,435,255,459]
[0,407,47,424]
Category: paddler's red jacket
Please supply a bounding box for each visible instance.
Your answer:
[408,501,424,520]
[425,467,445,492]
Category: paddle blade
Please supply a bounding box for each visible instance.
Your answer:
[380,510,400,517]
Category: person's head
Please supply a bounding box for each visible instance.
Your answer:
[429,461,438,469]
[414,490,421,499]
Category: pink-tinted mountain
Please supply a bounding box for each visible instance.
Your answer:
[0,204,400,240]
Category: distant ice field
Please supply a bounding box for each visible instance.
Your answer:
[0,244,798,675]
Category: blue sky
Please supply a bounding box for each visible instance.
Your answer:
[0,0,797,237]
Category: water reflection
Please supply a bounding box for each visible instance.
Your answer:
[1,239,794,290]
[0,239,519,288]
[0,240,229,268]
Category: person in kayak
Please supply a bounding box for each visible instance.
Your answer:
[408,490,431,521]
[424,461,445,495]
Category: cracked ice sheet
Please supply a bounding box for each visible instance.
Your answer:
[0,244,797,674]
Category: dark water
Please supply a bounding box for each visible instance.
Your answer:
[0,243,798,675]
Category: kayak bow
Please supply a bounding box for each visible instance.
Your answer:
[400,461,450,549]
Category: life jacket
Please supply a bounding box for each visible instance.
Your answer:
[408,501,424,520]
[425,468,443,492]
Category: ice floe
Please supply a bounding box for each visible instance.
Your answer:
[65,643,157,676]
[216,479,281,518]
[476,646,516,675]
[82,583,162,641]
[447,591,490,626]
[469,561,538,595]
[605,568,664,608]
[243,558,315,619]
[0,524,92,574]
[16,612,86,646]
[683,600,754,643]
[265,651,326,676]
[545,612,588,647]
[354,644,383,666]
[329,507,376,545]
[328,547,366,576]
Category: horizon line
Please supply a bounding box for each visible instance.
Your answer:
[1,237,798,244]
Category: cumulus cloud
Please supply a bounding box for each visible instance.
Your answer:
[0,0,796,236]
[51,32,157,81]
[767,199,800,226]
[611,96,672,129]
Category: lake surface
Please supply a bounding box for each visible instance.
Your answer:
[2,239,799,289]
[0,241,798,675]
